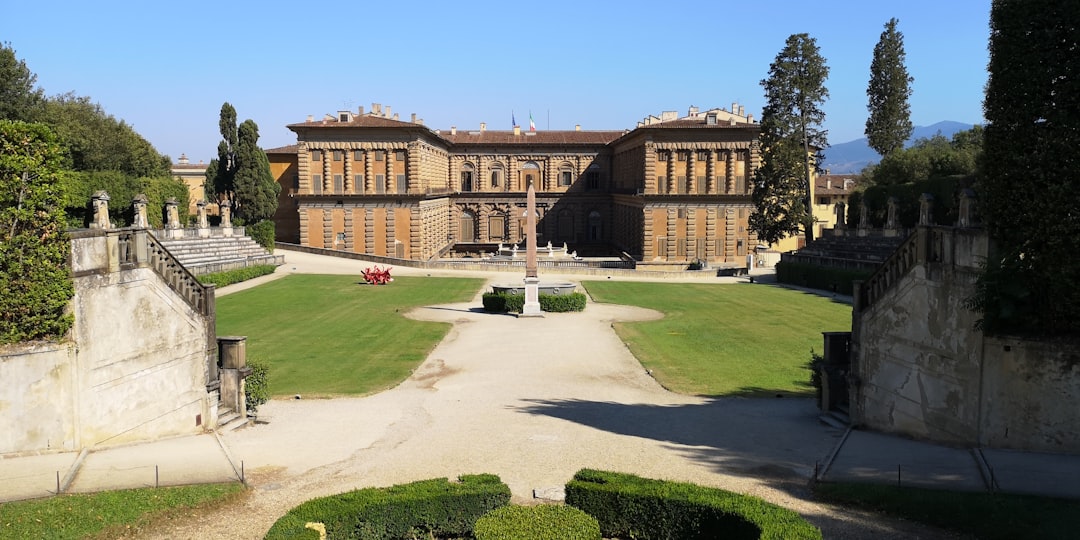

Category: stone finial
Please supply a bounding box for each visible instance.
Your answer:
[196,200,209,228]
[131,194,149,228]
[919,193,935,226]
[885,197,900,230]
[858,201,869,229]
[834,202,846,229]
[91,191,111,229]
[958,188,977,228]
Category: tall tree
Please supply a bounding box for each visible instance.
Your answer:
[205,103,278,223]
[0,43,44,122]
[750,33,830,245]
[972,0,1080,336]
[0,120,74,343]
[865,18,914,157]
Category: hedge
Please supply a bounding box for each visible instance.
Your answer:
[564,469,821,540]
[263,474,510,539]
[774,261,872,296]
[199,264,278,288]
[481,292,587,313]
[248,219,276,252]
[474,504,601,540]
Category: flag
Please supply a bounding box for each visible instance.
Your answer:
[529,112,536,132]
[512,111,517,128]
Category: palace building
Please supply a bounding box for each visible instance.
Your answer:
[267,103,782,267]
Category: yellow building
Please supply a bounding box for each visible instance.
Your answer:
[813,173,859,236]
[170,154,210,216]
[268,103,776,267]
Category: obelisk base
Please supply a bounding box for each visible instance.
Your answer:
[519,277,543,317]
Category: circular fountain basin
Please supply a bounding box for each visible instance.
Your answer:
[491,282,577,296]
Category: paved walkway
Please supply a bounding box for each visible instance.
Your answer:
[2,250,1078,539]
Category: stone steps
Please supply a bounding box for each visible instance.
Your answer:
[217,407,251,432]
[153,231,283,276]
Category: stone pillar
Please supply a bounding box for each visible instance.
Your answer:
[919,193,934,226]
[322,148,332,193]
[131,194,149,228]
[385,149,394,194]
[687,151,696,194]
[196,200,210,238]
[218,336,251,420]
[958,188,977,227]
[219,199,234,237]
[521,178,542,317]
[666,151,676,194]
[91,190,111,229]
[725,151,735,194]
[857,201,869,237]
[833,202,846,236]
[884,196,900,237]
[706,149,717,194]
[165,197,183,239]
[344,149,353,193]
[363,150,374,194]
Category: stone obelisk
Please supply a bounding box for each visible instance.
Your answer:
[521,178,543,317]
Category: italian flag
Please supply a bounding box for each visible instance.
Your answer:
[529,112,536,132]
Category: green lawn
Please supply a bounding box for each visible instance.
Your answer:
[815,482,1080,539]
[0,483,244,539]
[215,274,483,396]
[581,281,851,397]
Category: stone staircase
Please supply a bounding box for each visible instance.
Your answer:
[217,407,251,432]
[152,232,284,276]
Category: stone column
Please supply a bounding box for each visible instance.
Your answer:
[322,148,332,193]
[521,178,542,317]
[687,151,696,194]
[218,336,251,420]
[220,199,234,237]
[364,149,374,194]
[196,199,210,237]
[666,151,676,194]
[706,149,716,194]
[344,149,352,193]
[131,194,149,228]
[165,197,183,238]
[385,149,394,194]
[91,190,111,229]
[725,151,735,194]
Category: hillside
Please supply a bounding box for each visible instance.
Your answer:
[822,121,976,174]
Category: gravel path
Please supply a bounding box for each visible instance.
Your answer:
[140,252,957,539]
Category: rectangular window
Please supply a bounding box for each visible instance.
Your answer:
[353,150,363,160]
[375,174,385,194]
[737,238,746,256]
[292,174,300,190]
[396,174,407,193]
[676,238,687,257]
[354,174,364,191]
[587,171,600,189]
[333,174,343,193]
[657,151,668,161]
[311,175,322,195]
[657,176,666,194]
[677,152,687,161]
[677,176,686,194]
[656,237,668,258]
[491,171,500,188]
[560,171,573,186]
[394,150,406,162]
[311,150,322,161]
[697,151,708,161]
[818,197,830,205]
[332,150,343,162]
[375,150,385,161]
[735,175,746,193]
[489,216,506,239]
[696,176,705,193]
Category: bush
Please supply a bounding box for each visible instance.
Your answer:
[565,469,821,540]
[248,219,276,252]
[200,264,278,288]
[775,261,871,296]
[475,504,601,540]
[264,474,510,539]
[481,292,586,313]
[245,359,270,414]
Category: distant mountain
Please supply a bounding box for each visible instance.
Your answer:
[822,121,976,174]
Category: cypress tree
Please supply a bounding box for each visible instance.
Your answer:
[865,18,914,158]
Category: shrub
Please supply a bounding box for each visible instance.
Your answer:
[248,219,276,252]
[200,264,277,288]
[775,261,871,296]
[481,292,586,313]
[245,359,270,414]
[565,469,821,540]
[264,474,510,539]
[474,504,601,540]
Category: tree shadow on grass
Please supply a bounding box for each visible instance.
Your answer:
[516,396,841,485]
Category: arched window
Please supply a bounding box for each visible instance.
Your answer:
[588,210,602,241]
[460,163,475,192]
[490,165,503,189]
[522,161,540,190]
[559,162,574,187]
[459,209,477,242]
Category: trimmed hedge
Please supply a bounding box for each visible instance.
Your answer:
[774,261,871,296]
[565,469,821,540]
[481,292,587,313]
[248,219,277,252]
[263,474,510,539]
[199,264,278,288]
[474,504,601,540]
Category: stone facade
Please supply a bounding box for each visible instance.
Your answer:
[269,104,771,265]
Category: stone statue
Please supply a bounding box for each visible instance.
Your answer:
[91,191,111,229]
[919,193,934,226]
[131,194,149,228]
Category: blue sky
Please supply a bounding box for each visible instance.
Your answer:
[2,0,990,165]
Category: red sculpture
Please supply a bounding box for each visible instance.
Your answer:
[362,265,394,285]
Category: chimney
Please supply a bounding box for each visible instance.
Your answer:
[732,102,738,113]
[393,113,399,120]
[827,179,832,189]
[747,113,754,123]
[480,122,486,132]
[450,126,457,135]
[178,153,189,164]
[729,118,736,126]
[307,115,314,122]
[385,105,392,118]
[358,105,365,115]
[575,124,581,131]
[514,125,521,136]
[411,113,417,123]
[738,105,745,117]
[688,105,698,116]
[372,103,381,115]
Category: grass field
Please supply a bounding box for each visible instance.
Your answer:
[215,274,483,396]
[581,281,851,397]
[0,483,244,539]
